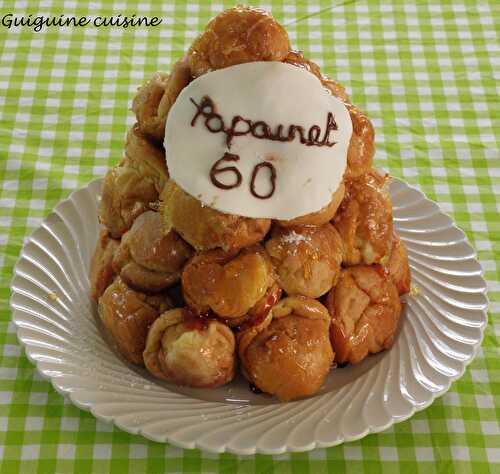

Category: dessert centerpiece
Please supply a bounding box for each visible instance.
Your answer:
[90,6,411,402]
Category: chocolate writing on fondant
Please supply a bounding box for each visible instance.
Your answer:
[250,162,276,199]
[209,152,242,190]
[191,95,340,200]
[190,96,338,149]
[209,152,277,199]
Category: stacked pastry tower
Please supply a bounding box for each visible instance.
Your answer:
[90,6,411,402]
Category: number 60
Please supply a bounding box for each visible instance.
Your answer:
[209,152,277,200]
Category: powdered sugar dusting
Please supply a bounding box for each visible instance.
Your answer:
[281,231,311,245]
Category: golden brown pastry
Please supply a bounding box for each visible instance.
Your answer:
[244,283,282,327]
[384,234,411,295]
[99,125,168,238]
[132,72,169,142]
[326,265,401,365]
[322,77,350,103]
[283,49,322,78]
[89,229,120,301]
[132,58,192,142]
[238,296,333,401]
[143,308,235,387]
[277,183,345,227]
[160,179,271,252]
[181,245,276,323]
[112,211,193,292]
[333,170,393,266]
[345,104,375,179]
[188,6,290,77]
[98,277,172,365]
[265,223,343,298]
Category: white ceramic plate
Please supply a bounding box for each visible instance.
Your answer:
[10,178,488,455]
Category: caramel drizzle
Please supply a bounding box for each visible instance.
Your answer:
[190,96,338,149]
[181,307,213,331]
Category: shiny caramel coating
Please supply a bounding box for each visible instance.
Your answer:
[245,283,282,326]
[265,223,344,298]
[188,6,290,77]
[160,180,271,252]
[238,296,333,401]
[143,308,235,388]
[98,277,172,365]
[132,58,191,142]
[112,211,193,293]
[181,245,275,321]
[283,49,322,78]
[277,183,345,227]
[345,104,375,179]
[333,170,393,266]
[99,125,168,238]
[326,265,402,365]
[90,229,120,301]
[132,72,169,142]
[385,234,411,295]
[322,77,350,103]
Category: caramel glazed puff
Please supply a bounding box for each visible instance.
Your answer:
[333,169,393,266]
[112,210,193,293]
[160,179,271,252]
[238,296,334,402]
[143,308,236,388]
[99,125,168,238]
[98,277,173,365]
[384,233,411,296]
[265,223,344,299]
[325,265,402,365]
[132,57,191,143]
[89,229,120,301]
[181,244,281,326]
[187,5,290,77]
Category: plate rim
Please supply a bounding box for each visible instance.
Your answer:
[10,177,489,454]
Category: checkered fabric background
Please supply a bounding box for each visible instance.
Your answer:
[0,0,499,472]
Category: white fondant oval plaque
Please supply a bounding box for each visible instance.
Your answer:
[165,61,352,220]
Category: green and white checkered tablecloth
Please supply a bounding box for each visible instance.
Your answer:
[0,0,499,472]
